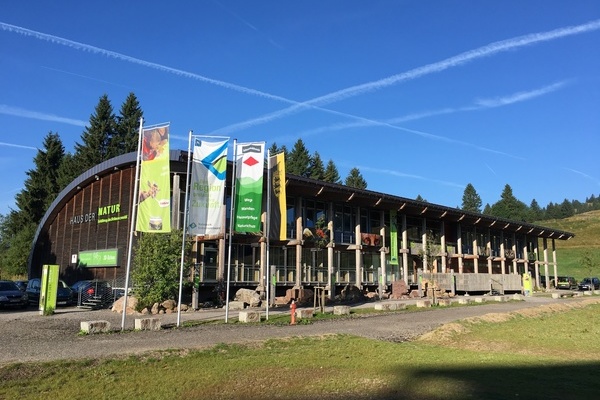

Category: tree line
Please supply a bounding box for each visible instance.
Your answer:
[460,182,600,222]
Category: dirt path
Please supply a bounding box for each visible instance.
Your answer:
[0,295,590,366]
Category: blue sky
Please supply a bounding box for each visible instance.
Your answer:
[1,1,599,216]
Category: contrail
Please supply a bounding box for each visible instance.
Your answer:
[0,22,295,106]
[0,104,87,127]
[564,168,600,186]
[2,19,597,137]
[291,80,570,148]
[356,165,465,189]
[0,141,38,151]
[211,19,600,134]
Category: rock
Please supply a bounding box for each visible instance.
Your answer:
[161,299,177,311]
[338,285,365,303]
[111,296,138,315]
[151,303,160,314]
[234,288,261,307]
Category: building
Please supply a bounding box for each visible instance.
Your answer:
[28,150,574,301]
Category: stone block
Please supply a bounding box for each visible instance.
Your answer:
[458,298,470,305]
[395,303,407,310]
[583,291,593,296]
[239,310,261,323]
[474,298,485,303]
[228,301,245,310]
[594,290,600,296]
[416,300,431,308]
[80,320,111,334]
[493,296,507,302]
[552,293,561,299]
[512,294,525,301]
[375,303,395,311]
[333,305,351,315]
[135,318,161,331]
[437,299,451,306]
[296,308,314,319]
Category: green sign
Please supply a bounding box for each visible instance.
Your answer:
[79,248,120,268]
[40,264,59,315]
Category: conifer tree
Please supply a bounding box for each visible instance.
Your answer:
[345,167,367,189]
[323,159,341,184]
[309,151,325,180]
[111,92,143,156]
[286,139,311,177]
[72,94,117,174]
[461,183,482,213]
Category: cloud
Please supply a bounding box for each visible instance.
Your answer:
[0,104,87,127]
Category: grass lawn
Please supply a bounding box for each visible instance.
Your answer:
[2,301,599,399]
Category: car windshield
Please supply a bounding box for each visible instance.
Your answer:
[0,282,19,291]
[581,278,591,284]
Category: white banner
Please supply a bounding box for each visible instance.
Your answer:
[188,137,229,236]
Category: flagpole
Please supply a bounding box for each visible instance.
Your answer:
[121,117,144,331]
[225,139,237,323]
[176,131,194,327]
[265,149,271,320]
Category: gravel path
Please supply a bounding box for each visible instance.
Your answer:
[0,295,578,366]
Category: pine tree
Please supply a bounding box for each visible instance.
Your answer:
[1,132,65,276]
[267,142,287,158]
[345,167,367,189]
[286,139,311,177]
[323,159,341,184]
[309,151,325,180]
[529,199,543,221]
[489,184,530,221]
[415,194,426,202]
[72,94,117,174]
[110,92,143,157]
[461,183,482,213]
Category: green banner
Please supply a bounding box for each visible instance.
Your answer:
[390,210,399,265]
[136,124,171,233]
[234,142,265,232]
[79,249,120,267]
[39,264,59,315]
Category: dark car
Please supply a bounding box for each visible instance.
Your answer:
[71,280,114,309]
[14,280,28,292]
[556,276,578,290]
[26,278,74,306]
[578,277,600,291]
[0,280,29,309]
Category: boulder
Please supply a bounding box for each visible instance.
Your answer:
[161,299,177,311]
[111,295,138,315]
[338,285,365,303]
[235,288,261,307]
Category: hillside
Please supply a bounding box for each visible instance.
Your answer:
[538,210,600,249]
[536,210,600,279]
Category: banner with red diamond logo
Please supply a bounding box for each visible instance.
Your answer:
[234,142,265,232]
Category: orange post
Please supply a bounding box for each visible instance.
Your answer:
[290,300,297,325]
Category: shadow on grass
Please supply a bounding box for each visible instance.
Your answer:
[329,362,600,400]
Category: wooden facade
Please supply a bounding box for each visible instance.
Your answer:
[29,151,575,298]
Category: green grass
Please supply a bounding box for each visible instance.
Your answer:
[538,210,600,280]
[2,302,600,399]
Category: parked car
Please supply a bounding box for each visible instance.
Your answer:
[0,280,29,309]
[71,280,114,309]
[578,277,600,291]
[556,276,578,290]
[14,280,28,292]
[26,278,74,306]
